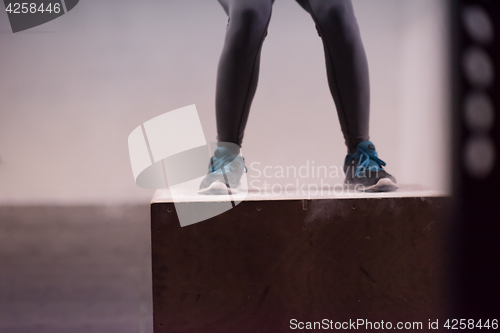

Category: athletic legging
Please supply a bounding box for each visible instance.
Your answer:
[216,0,370,154]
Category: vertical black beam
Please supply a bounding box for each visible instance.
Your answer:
[451,0,500,319]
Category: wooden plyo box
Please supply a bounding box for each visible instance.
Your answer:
[151,186,449,332]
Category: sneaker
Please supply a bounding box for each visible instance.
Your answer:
[344,140,398,192]
[198,146,246,195]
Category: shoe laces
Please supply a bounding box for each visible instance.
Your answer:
[208,148,247,173]
[355,147,386,178]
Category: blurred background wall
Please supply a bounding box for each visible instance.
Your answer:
[0,0,450,205]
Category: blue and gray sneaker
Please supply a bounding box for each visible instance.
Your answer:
[198,146,246,195]
[344,140,397,192]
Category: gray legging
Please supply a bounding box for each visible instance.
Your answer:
[216,0,370,154]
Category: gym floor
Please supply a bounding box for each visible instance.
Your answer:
[0,205,153,333]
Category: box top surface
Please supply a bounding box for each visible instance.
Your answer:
[151,184,448,203]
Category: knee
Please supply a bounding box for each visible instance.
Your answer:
[325,2,349,19]
[228,6,270,41]
[316,2,358,36]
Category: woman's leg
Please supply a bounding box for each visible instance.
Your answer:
[295,0,370,154]
[216,0,274,147]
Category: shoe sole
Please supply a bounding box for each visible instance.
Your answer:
[198,181,238,195]
[364,178,398,192]
[344,178,398,192]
